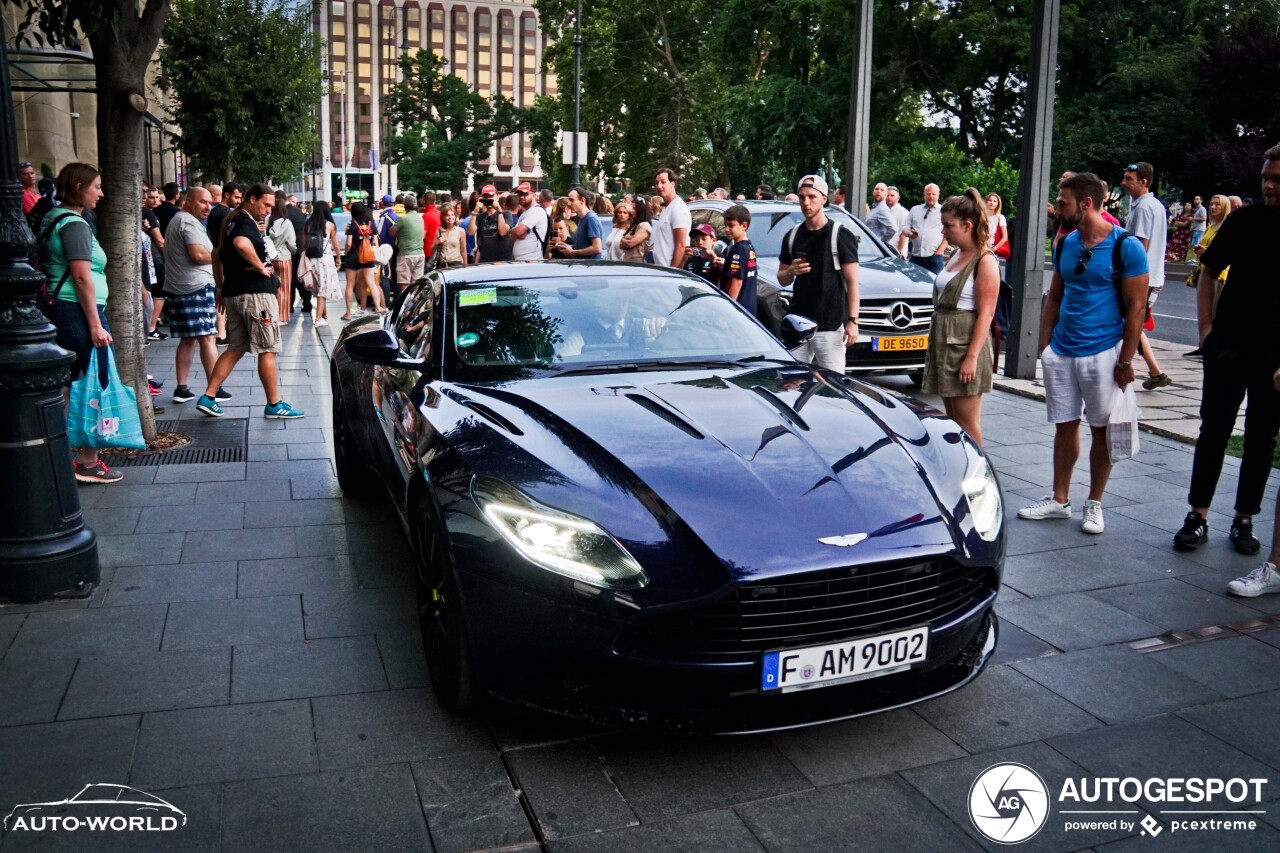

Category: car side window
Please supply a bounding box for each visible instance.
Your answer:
[392,277,435,360]
[690,209,726,240]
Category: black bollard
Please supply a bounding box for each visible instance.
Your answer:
[0,38,99,603]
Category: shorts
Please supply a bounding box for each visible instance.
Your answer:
[149,257,166,298]
[789,330,847,374]
[344,253,376,271]
[165,284,217,338]
[397,253,427,286]
[1041,341,1121,427]
[223,292,280,354]
[50,298,109,385]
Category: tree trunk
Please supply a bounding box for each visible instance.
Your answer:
[85,2,170,443]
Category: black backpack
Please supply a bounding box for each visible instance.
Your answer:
[35,210,82,312]
[304,220,326,258]
[1053,226,1139,314]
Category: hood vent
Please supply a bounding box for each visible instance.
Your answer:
[460,400,524,436]
[625,393,704,440]
[750,386,809,431]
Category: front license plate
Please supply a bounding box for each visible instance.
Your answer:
[872,335,928,352]
[761,626,930,693]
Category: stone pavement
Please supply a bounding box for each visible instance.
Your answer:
[2,316,1279,852]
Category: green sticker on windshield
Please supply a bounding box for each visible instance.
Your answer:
[458,288,497,307]
[456,332,480,348]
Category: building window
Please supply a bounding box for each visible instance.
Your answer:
[331,1,345,15]
[357,22,371,38]
[357,42,370,58]
[331,20,346,37]
[331,39,346,57]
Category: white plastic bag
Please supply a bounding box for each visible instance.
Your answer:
[1108,383,1141,462]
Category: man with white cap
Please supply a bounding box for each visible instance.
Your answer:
[777,174,861,372]
[511,181,550,260]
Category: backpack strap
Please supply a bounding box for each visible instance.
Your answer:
[1111,227,1137,312]
[39,210,83,301]
[829,221,842,273]
[784,224,798,259]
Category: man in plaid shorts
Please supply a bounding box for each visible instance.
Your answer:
[162,187,230,404]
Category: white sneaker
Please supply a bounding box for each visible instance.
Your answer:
[314,318,329,327]
[1018,497,1072,520]
[1082,500,1104,534]
[1226,562,1280,597]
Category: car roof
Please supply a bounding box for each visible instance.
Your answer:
[438,260,692,287]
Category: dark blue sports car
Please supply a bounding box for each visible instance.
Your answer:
[330,261,1004,733]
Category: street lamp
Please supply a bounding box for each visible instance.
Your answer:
[571,0,581,186]
[0,37,99,602]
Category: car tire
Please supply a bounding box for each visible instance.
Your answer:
[332,384,379,499]
[416,509,476,713]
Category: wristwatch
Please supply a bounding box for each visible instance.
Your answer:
[1116,361,1132,369]
[846,316,859,324]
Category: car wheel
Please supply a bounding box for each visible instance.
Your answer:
[332,386,379,499]
[416,509,476,713]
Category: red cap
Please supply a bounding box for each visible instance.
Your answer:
[481,184,497,196]
[516,181,533,193]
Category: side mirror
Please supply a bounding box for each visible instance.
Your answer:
[345,328,426,371]
[779,314,818,349]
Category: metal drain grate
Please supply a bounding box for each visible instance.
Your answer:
[102,419,248,467]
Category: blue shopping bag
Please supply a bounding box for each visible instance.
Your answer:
[67,347,146,450]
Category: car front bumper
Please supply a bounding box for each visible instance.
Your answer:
[455,568,998,734]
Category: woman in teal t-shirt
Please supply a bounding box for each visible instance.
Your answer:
[44,162,121,484]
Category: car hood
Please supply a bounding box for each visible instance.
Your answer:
[452,368,959,582]
[755,255,934,299]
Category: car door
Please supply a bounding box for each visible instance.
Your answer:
[371,275,440,512]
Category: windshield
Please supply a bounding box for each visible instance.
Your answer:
[447,274,792,381]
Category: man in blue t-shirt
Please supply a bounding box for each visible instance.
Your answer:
[1017,172,1148,536]
[554,185,604,260]
[719,204,758,316]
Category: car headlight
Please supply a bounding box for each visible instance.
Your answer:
[962,456,1003,541]
[473,478,648,590]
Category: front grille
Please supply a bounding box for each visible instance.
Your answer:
[859,298,933,333]
[616,558,992,658]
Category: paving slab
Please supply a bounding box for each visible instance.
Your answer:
[505,741,638,840]
[374,628,430,690]
[182,527,296,562]
[0,612,25,662]
[547,809,765,853]
[995,592,1165,651]
[5,604,168,662]
[0,655,77,726]
[193,478,292,503]
[914,664,1101,753]
[79,505,141,535]
[162,595,303,650]
[104,560,238,606]
[770,708,966,786]
[131,699,317,789]
[241,497,346,529]
[1089,578,1267,632]
[59,648,230,719]
[311,687,491,770]
[220,764,431,853]
[230,636,388,703]
[989,620,1059,664]
[301,588,417,638]
[1013,645,1224,724]
[1144,635,1280,698]
[593,733,811,821]
[236,555,358,597]
[413,750,536,853]
[0,714,140,809]
[1001,539,1205,598]
[77,482,196,509]
[96,532,187,568]
[134,502,245,533]
[736,773,982,853]
[1179,690,1280,771]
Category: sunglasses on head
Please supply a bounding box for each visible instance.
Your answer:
[18,161,32,169]
[1074,247,1093,276]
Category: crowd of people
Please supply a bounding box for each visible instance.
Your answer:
[27,148,1280,601]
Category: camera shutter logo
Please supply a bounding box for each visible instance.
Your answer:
[969,763,1050,844]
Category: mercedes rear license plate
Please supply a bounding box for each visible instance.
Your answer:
[761,626,929,693]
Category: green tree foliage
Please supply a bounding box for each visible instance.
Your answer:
[157,0,322,183]
[383,50,537,195]
[4,0,171,440]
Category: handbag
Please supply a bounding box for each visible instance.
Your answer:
[1107,383,1141,462]
[993,221,1011,260]
[68,347,146,450]
[356,224,376,265]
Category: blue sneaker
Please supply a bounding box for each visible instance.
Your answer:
[196,394,224,417]
[264,400,305,419]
